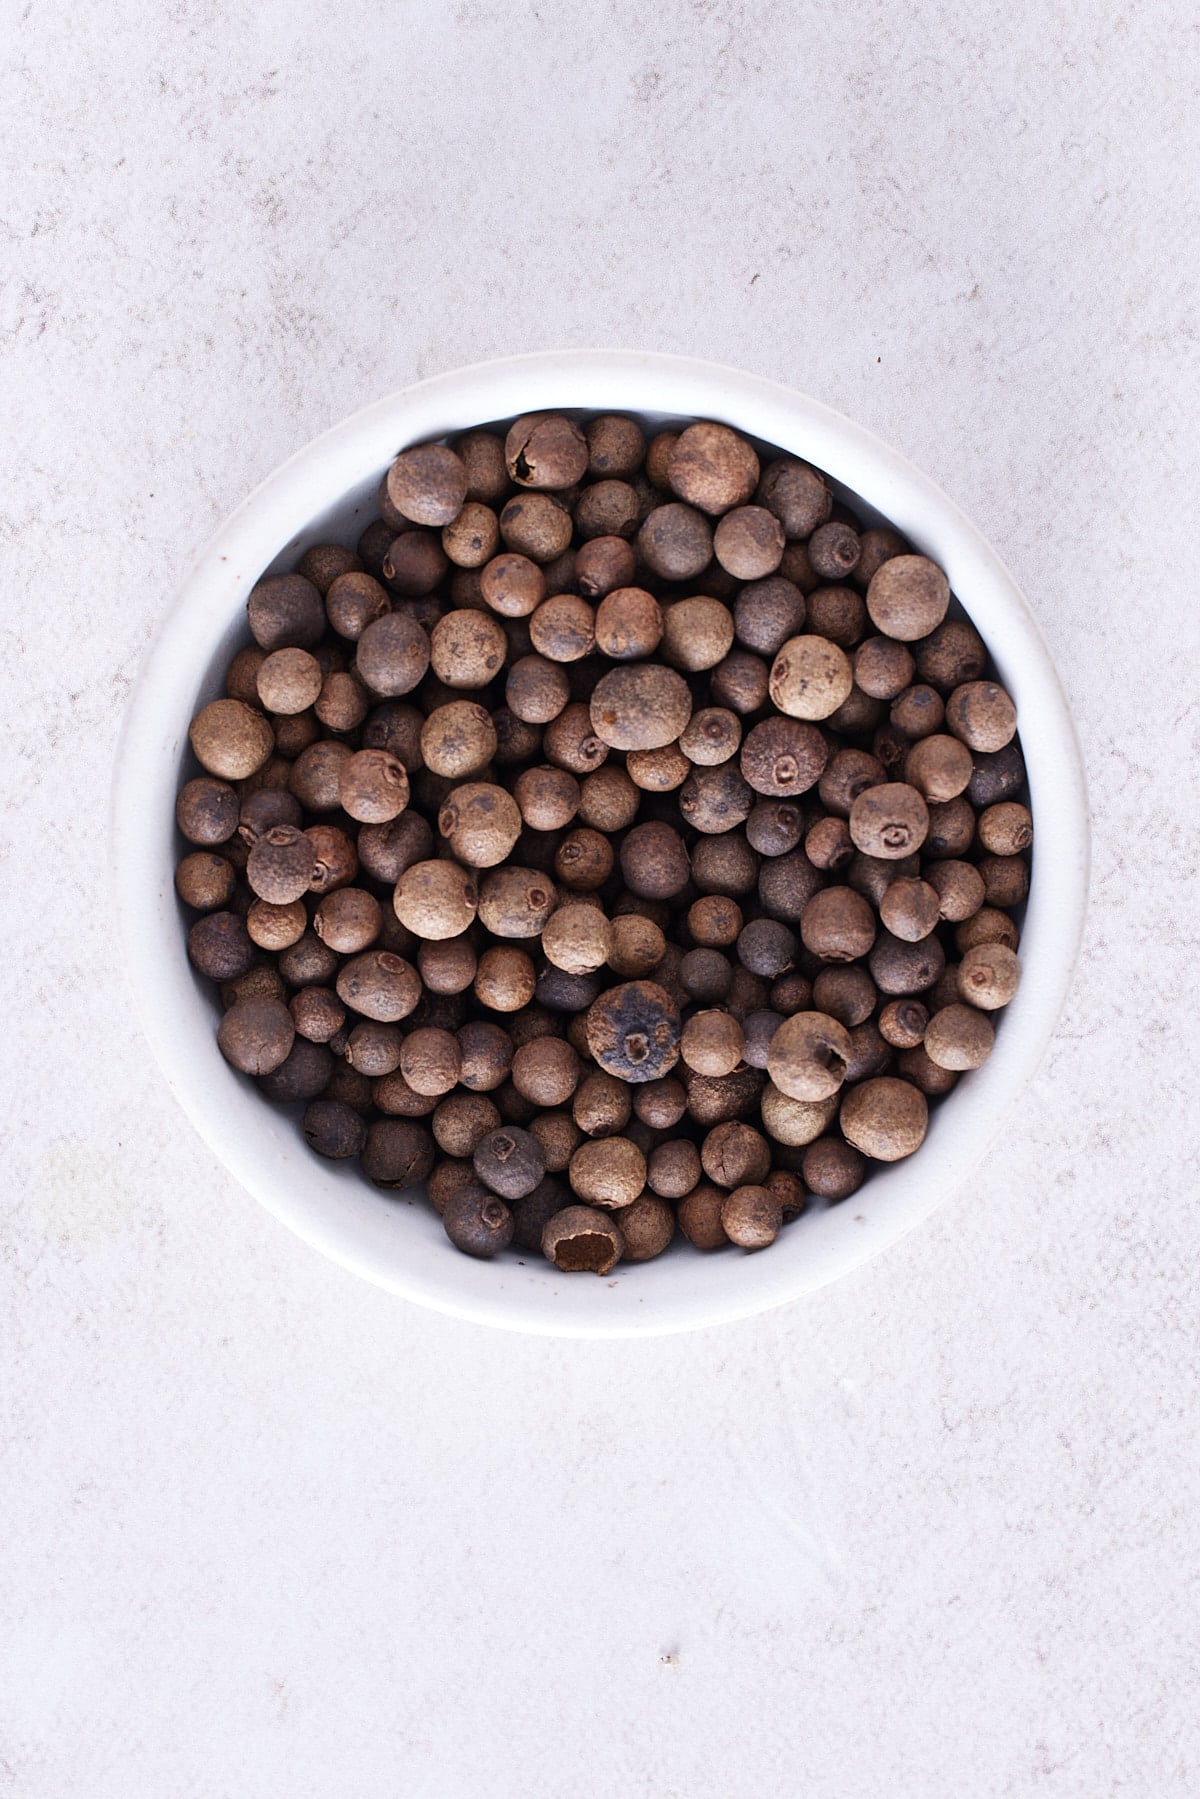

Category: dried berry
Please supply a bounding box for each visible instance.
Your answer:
[586,980,681,1083]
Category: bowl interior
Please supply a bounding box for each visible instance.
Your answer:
[116,352,1088,1337]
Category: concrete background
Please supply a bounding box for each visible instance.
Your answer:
[3,2,1198,1793]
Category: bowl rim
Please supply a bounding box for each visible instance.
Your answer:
[111,349,1090,1338]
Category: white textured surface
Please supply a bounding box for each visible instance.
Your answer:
[2,3,1197,1794]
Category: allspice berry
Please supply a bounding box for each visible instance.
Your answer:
[386,442,469,527]
[740,717,827,798]
[620,821,691,900]
[505,413,588,490]
[429,608,507,687]
[394,859,479,940]
[769,635,853,720]
[587,980,681,1083]
[677,1183,729,1250]
[668,421,759,515]
[443,1185,514,1260]
[681,1009,745,1077]
[246,573,324,652]
[865,555,951,640]
[302,1098,368,1161]
[904,732,974,802]
[848,782,929,858]
[840,1076,928,1161]
[247,825,315,905]
[256,648,323,715]
[945,681,1018,753]
[575,535,637,600]
[554,827,614,891]
[313,887,382,954]
[500,492,574,563]
[380,530,447,596]
[957,942,1021,1010]
[542,902,613,976]
[660,596,735,673]
[854,635,915,700]
[801,1136,865,1200]
[916,618,988,693]
[569,1136,646,1209]
[361,1118,436,1189]
[808,521,860,582]
[578,766,640,832]
[326,571,390,641]
[438,783,522,868]
[506,654,570,724]
[336,950,421,1022]
[217,999,295,1076]
[477,865,557,938]
[767,1011,852,1101]
[479,552,545,619]
[529,593,596,663]
[760,1083,839,1146]
[338,748,410,824]
[189,699,275,781]
[713,505,785,579]
[542,1205,623,1274]
[879,876,941,942]
[756,457,830,538]
[636,503,713,581]
[878,999,929,1050]
[608,913,666,978]
[618,1194,676,1261]
[590,664,692,751]
[177,777,239,846]
[474,946,537,1012]
[175,851,236,912]
[594,587,663,660]
[512,1038,581,1108]
[800,887,876,962]
[701,1120,771,1189]
[924,1004,995,1071]
[978,802,1033,856]
[355,612,431,697]
[720,1186,782,1250]
[473,1125,545,1199]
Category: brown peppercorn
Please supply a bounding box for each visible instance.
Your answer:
[866,554,951,641]
[380,530,448,596]
[668,422,759,515]
[340,1021,402,1077]
[440,500,500,570]
[925,796,978,859]
[305,824,358,894]
[799,887,876,962]
[660,596,735,673]
[296,542,360,595]
[636,502,714,581]
[615,820,688,901]
[335,950,421,1023]
[586,980,681,1084]
[454,428,509,504]
[757,848,823,923]
[176,777,239,846]
[923,1004,995,1071]
[239,788,303,847]
[978,854,1030,909]
[356,518,394,579]
[630,1076,686,1130]
[246,825,315,905]
[743,803,801,860]
[394,859,478,940]
[472,1124,545,1200]
[301,1097,368,1161]
[680,948,733,1003]
[868,929,945,997]
[570,1069,631,1139]
[879,876,941,942]
[542,902,613,976]
[529,594,596,663]
[849,782,929,858]
[575,535,637,600]
[217,998,296,1076]
[542,1204,623,1274]
[890,682,945,740]
[428,609,507,689]
[569,1136,646,1209]
[903,732,974,802]
[587,663,692,753]
[174,851,236,912]
[610,1194,672,1262]
[767,1011,851,1101]
[361,1118,436,1190]
[733,576,807,657]
[473,945,537,1014]
[187,910,255,983]
[978,802,1033,857]
[442,1184,514,1260]
[678,765,753,837]
[916,618,987,692]
[553,827,613,891]
[510,1037,581,1109]
[811,966,876,1028]
[760,1083,838,1146]
[955,908,1020,957]
[685,895,740,949]
[477,866,557,939]
[540,701,607,775]
[593,586,663,661]
[386,442,469,527]
[419,701,497,781]
[806,521,860,583]
[506,413,588,490]
[756,457,830,538]
[840,1076,928,1161]
[739,717,827,799]
[246,573,325,652]
[290,986,346,1044]
[575,767,638,834]
[478,552,544,620]
[687,1064,767,1127]
[945,681,1018,753]
[256,648,323,716]
[923,860,984,924]
[310,887,380,955]
[713,505,785,580]
[801,1136,866,1201]
[625,744,690,792]
[354,612,430,698]
[571,416,641,481]
[957,941,1021,1010]
[334,748,409,825]
[438,783,522,869]
[311,668,367,734]
[189,699,275,782]
[324,571,390,642]
[528,1111,585,1175]
[768,635,853,721]
[877,999,928,1050]
[675,1182,728,1250]
[710,649,770,715]
[701,1120,771,1189]
[278,930,339,989]
[854,635,915,700]
[571,478,639,541]
[721,1185,782,1250]
[505,654,569,725]
[677,1008,742,1078]
[802,815,852,873]
[966,741,1026,808]
[602,914,662,980]
[286,741,348,813]
[805,582,867,650]
[353,814,431,888]
[246,896,307,951]
[499,490,573,563]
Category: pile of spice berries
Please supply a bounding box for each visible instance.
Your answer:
[176,412,1030,1274]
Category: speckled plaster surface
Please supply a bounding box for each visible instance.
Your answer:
[2,3,1199,1794]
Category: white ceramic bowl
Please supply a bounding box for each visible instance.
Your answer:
[112,351,1089,1338]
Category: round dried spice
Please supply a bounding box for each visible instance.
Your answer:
[848,783,929,858]
[945,681,1018,753]
[957,942,1021,1010]
[338,749,410,823]
[668,422,760,514]
[542,1205,624,1274]
[769,636,853,720]
[800,887,877,963]
[587,980,681,1083]
[865,555,951,641]
[438,783,522,868]
[767,1011,852,1102]
[246,573,325,651]
[636,503,713,581]
[420,701,497,780]
[756,457,830,538]
[256,648,323,715]
[569,1136,646,1209]
[189,700,275,781]
[924,1004,995,1070]
[429,608,507,687]
[355,612,430,697]
[529,593,596,663]
[443,1185,514,1259]
[594,587,663,660]
[394,859,479,940]
[721,1186,782,1250]
[480,553,545,618]
[217,998,295,1076]
[740,717,827,798]
[713,506,785,579]
[247,825,314,905]
[386,442,469,527]
[506,413,589,490]
[840,1077,928,1161]
[660,597,735,673]
[473,1125,545,1199]
[589,664,692,751]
